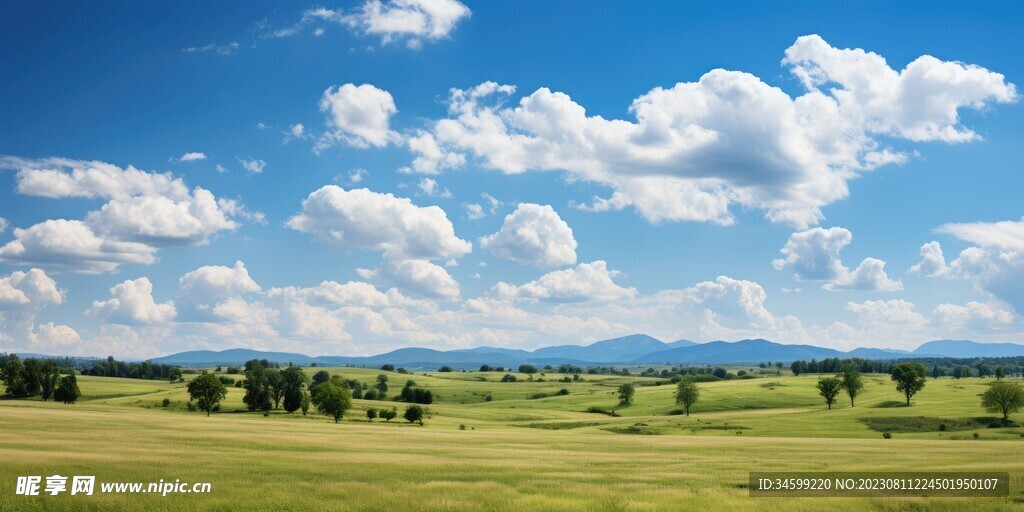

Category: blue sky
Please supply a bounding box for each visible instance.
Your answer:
[1,1,1023,358]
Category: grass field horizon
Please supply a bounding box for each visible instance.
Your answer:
[3,368,1024,510]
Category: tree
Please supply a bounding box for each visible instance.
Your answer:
[311,382,352,423]
[816,377,842,410]
[375,374,389,396]
[518,364,537,375]
[366,408,378,422]
[981,382,1024,420]
[243,361,272,412]
[380,408,397,422]
[674,378,700,416]
[280,366,308,413]
[890,362,927,405]
[40,362,61,401]
[54,373,81,404]
[187,372,227,416]
[380,364,395,372]
[617,383,635,405]
[310,370,331,390]
[839,364,863,408]
[404,405,425,425]
[501,374,517,383]
[267,368,284,409]
[1,355,28,397]
[479,364,493,372]
[996,366,1006,381]
[300,393,310,416]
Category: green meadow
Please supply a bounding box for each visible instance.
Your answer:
[2,368,1024,510]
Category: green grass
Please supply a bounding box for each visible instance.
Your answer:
[2,371,1023,510]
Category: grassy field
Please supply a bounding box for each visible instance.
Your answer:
[2,369,1024,510]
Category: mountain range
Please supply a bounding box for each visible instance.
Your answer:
[123,335,1024,368]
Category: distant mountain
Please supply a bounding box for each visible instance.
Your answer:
[913,340,1024,358]
[633,339,849,364]
[667,339,697,348]
[150,349,316,366]
[144,336,1024,368]
[450,346,533,358]
[530,334,668,362]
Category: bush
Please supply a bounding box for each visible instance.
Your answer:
[459,424,466,430]
[557,388,570,396]
[501,374,517,383]
[161,398,171,407]
[973,432,980,439]
[484,394,493,402]
[437,366,454,372]
[218,376,235,385]
[939,423,947,431]
[882,432,892,439]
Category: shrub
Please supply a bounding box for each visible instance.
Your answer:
[437,366,454,372]
[501,374,517,383]
[973,432,980,439]
[882,432,892,439]
[161,398,171,407]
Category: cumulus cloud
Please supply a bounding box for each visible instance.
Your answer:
[493,261,636,302]
[0,269,64,310]
[287,185,471,261]
[480,203,578,268]
[417,177,451,198]
[0,220,157,274]
[773,227,902,291]
[908,241,949,277]
[913,218,1024,313]
[358,256,460,299]
[89,277,176,325]
[32,322,81,346]
[931,301,1013,331]
[404,36,1015,227]
[318,84,398,150]
[178,261,261,310]
[0,157,250,273]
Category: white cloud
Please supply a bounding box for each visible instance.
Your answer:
[238,158,266,175]
[348,168,369,184]
[480,203,578,268]
[908,241,949,277]
[287,185,471,261]
[402,131,465,174]
[914,218,1024,314]
[410,37,1015,228]
[318,84,398,149]
[176,152,207,162]
[0,217,7,233]
[343,0,471,48]
[0,269,64,310]
[359,256,460,299]
[178,261,261,309]
[417,177,451,198]
[89,277,176,325]
[182,42,239,56]
[846,299,927,329]
[0,220,157,274]
[215,164,229,174]
[931,301,1013,331]
[493,261,635,302]
[936,217,1024,250]
[0,157,248,273]
[464,203,485,220]
[32,322,81,346]
[773,227,902,291]
[463,192,501,220]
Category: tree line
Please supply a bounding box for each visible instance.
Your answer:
[185,360,433,425]
[0,354,81,404]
